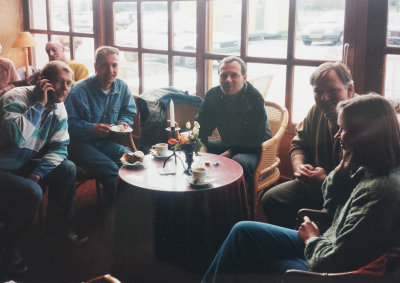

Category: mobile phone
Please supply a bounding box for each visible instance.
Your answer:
[40,71,56,98]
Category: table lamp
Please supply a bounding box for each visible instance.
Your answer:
[12,32,37,78]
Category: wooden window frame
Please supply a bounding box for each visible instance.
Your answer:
[22,0,393,178]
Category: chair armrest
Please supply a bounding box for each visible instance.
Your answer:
[295,208,332,234]
[259,157,280,176]
[283,269,360,283]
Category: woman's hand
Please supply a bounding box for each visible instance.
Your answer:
[335,148,353,175]
[298,216,320,245]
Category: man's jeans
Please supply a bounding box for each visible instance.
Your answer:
[201,221,307,283]
[0,159,76,247]
[207,140,258,201]
[68,139,130,202]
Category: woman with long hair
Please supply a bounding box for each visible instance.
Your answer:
[201,94,400,282]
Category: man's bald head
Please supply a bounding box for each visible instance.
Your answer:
[45,41,67,63]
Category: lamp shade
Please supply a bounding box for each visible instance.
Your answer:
[12,32,37,48]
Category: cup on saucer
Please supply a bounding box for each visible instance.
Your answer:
[192,167,206,184]
[152,143,168,157]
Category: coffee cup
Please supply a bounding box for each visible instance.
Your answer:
[192,167,206,184]
[152,143,168,156]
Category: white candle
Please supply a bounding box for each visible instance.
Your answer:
[170,99,175,128]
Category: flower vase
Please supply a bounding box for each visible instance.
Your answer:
[184,150,194,174]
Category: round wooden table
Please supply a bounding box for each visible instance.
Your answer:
[114,152,249,281]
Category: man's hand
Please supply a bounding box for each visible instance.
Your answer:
[28,173,41,183]
[220,150,231,158]
[34,77,55,106]
[93,123,110,137]
[294,165,327,187]
[298,216,320,245]
[119,121,130,129]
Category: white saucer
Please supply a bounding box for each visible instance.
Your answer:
[188,177,210,187]
[151,150,173,159]
[110,125,133,133]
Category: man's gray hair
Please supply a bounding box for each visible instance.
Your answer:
[310,61,353,88]
[41,60,73,82]
[218,56,247,75]
[95,46,119,64]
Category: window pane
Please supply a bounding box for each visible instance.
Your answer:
[142,2,168,50]
[74,37,95,75]
[119,51,139,95]
[207,0,241,55]
[72,0,93,33]
[33,34,49,69]
[247,63,286,106]
[115,19,138,48]
[292,66,315,123]
[295,0,345,61]
[387,0,400,47]
[32,0,47,30]
[247,0,289,58]
[173,57,196,94]
[208,59,221,88]
[173,1,196,52]
[385,55,400,100]
[114,2,137,47]
[50,0,69,32]
[143,54,168,91]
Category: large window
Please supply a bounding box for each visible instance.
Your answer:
[23,0,395,177]
[385,0,400,101]
[25,0,347,126]
[28,0,95,74]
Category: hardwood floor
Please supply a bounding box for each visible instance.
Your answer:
[3,181,269,283]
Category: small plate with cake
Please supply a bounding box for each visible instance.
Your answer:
[120,151,145,168]
[110,124,133,133]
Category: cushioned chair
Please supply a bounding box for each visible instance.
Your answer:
[283,209,400,283]
[251,101,288,219]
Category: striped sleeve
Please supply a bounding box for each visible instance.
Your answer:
[32,103,70,178]
[1,87,45,146]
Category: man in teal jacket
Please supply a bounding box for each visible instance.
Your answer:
[65,46,136,202]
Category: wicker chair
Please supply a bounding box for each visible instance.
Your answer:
[251,101,288,219]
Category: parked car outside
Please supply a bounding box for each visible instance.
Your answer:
[388,13,400,46]
[118,23,240,67]
[301,11,344,46]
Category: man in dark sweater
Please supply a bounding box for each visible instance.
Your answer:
[196,56,271,199]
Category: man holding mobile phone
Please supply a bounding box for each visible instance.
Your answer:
[0,60,87,276]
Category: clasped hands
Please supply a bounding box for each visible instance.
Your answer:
[93,122,130,137]
[294,164,327,187]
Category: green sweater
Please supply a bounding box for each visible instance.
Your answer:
[305,167,400,272]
